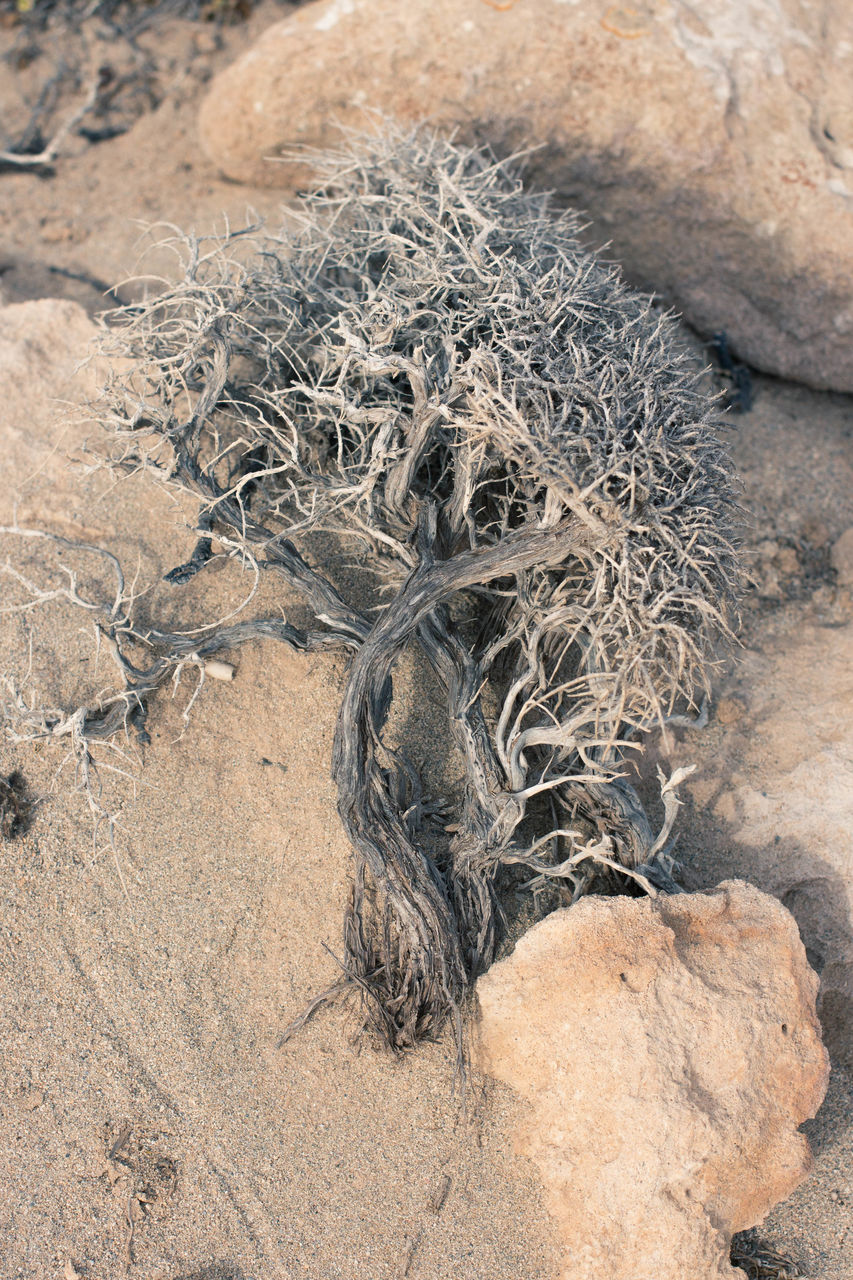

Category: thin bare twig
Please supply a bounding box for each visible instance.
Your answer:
[0,72,101,170]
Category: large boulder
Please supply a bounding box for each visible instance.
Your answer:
[476,881,829,1280]
[198,0,853,392]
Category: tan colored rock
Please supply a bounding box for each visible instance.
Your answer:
[0,300,100,531]
[476,881,829,1280]
[0,299,186,552]
[698,620,853,1070]
[198,0,853,392]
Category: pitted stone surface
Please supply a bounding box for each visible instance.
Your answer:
[476,880,829,1280]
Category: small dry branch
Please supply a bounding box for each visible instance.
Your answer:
[0,70,100,170]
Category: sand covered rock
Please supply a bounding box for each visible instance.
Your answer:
[198,0,853,392]
[0,297,189,563]
[1,5,850,1272]
[476,881,829,1280]
[0,300,100,527]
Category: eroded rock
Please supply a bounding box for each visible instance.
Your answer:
[476,881,829,1280]
[198,0,853,392]
[696,620,853,1071]
[0,298,185,551]
[0,300,100,528]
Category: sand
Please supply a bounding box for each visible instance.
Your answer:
[0,6,851,1278]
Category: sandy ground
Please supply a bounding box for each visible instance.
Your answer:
[0,6,851,1279]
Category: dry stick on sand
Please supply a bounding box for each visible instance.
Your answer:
[1,126,741,1050]
[0,70,101,170]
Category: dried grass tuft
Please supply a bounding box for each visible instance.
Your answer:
[3,125,741,1047]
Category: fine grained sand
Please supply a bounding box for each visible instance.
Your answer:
[0,8,851,1278]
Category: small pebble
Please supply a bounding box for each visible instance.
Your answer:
[715,697,746,727]
[204,659,235,681]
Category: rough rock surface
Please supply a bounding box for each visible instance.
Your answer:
[0,298,192,581]
[690,618,853,1073]
[198,0,853,392]
[0,300,100,527]
[476,881,829,1280]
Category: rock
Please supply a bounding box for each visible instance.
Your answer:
[0,300,101,528]
[831,527,853,586]
[198,0,853,392]
[714,696,745,726]
[697,621,853,1070]
[476,881,829,1280]
[0,298,185,550]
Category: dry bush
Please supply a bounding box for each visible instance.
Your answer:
[3,126,741,1048]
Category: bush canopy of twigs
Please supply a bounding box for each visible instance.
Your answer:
[2,126,741,1049]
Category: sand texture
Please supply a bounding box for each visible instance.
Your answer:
[0,6,851,1278]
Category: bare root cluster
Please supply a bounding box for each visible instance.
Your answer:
[3,126,740,1048]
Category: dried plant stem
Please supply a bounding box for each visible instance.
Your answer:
[0,71,100,170]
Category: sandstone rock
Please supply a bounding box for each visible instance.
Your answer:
[0,299,184,550]
[476,881,829,1280]
[695,621,853,1071]
[197,0,853,392]
[0,300,100,530]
